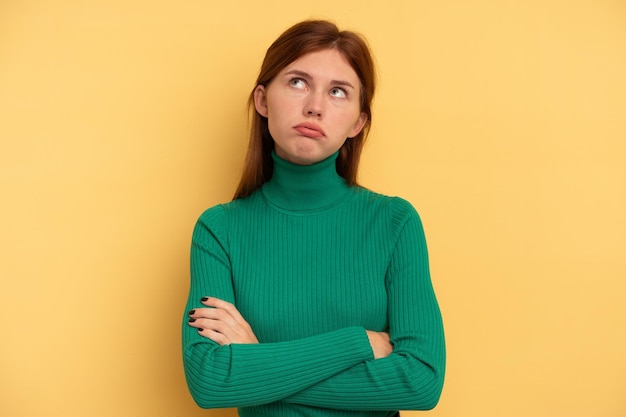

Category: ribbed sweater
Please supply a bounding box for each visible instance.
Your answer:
[182,151,445,417]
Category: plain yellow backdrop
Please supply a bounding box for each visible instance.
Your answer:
[1,0,625,416]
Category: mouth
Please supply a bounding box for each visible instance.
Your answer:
[293,123,325,139]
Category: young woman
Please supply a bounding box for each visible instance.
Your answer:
[183,20,445,417]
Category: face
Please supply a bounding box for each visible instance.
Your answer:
[253,49,367,165]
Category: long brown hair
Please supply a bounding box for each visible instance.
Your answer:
[233,20,377,200]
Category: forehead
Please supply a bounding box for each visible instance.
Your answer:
[283,49,360,84]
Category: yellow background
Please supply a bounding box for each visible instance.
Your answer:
[1,0,625,416]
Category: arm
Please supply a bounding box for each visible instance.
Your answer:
[189,297,392,359]
[283,200,446,410]
[182,206,375,409]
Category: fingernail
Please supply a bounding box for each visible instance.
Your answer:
[188,318,196,323]
[201,297,209,302]
[188,309,195,315]
[197,328,203,332]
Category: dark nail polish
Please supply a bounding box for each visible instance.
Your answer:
[188,309,195,315]
[201,297,208,301]
[197,328,203,332]
[188,318,196,323]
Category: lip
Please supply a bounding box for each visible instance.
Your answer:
[293,122,325,138]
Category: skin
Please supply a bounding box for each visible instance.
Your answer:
[188,298,392,359]
[188,49,392,359]
[253,48,368,165]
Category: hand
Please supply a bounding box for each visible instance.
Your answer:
[188,297,259,345]
[366,330,392,359]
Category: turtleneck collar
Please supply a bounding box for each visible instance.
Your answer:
[261,151,351,212]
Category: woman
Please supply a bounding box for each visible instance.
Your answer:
[183,20,445,416]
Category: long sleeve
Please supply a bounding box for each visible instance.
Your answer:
[182,206,375,409]
[183,153,446,416]
[283,200,446,410]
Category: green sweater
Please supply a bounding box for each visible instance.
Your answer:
[182,152,445,416]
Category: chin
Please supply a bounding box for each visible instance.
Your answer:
[290,156,319,166]
[282,150,321,165]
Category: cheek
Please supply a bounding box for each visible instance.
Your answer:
[338,108,363,129]
[266,110,287,140]
[265,95,292,121]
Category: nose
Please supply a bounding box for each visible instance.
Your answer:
[304,91,324,118]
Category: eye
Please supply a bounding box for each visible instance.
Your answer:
[289,78,307,89]
[329,87,347,98]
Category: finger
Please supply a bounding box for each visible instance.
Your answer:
[192,317,233,334]
[198,327,231,346]
[193,298,258,344]
[188,308,239,341]
[187,317,203,329]
[196,316,255,345]
[195,314,254,344]
[189,306,232,321]
[201,297,249,325]
[189,317,231,342]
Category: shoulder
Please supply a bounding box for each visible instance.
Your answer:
[194,192,263,235]
[197,192,260,222]
[196,203,226,225]
[192,204,228,247]
[353,187,421,222]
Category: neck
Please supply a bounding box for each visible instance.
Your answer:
[261,152,350,211]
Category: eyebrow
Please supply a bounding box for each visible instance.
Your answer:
[285,69,356,89]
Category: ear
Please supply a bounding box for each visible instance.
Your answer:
[253,85,268,117]
[348,112,368,138]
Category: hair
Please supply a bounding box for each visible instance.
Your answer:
[233,20,377,200]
